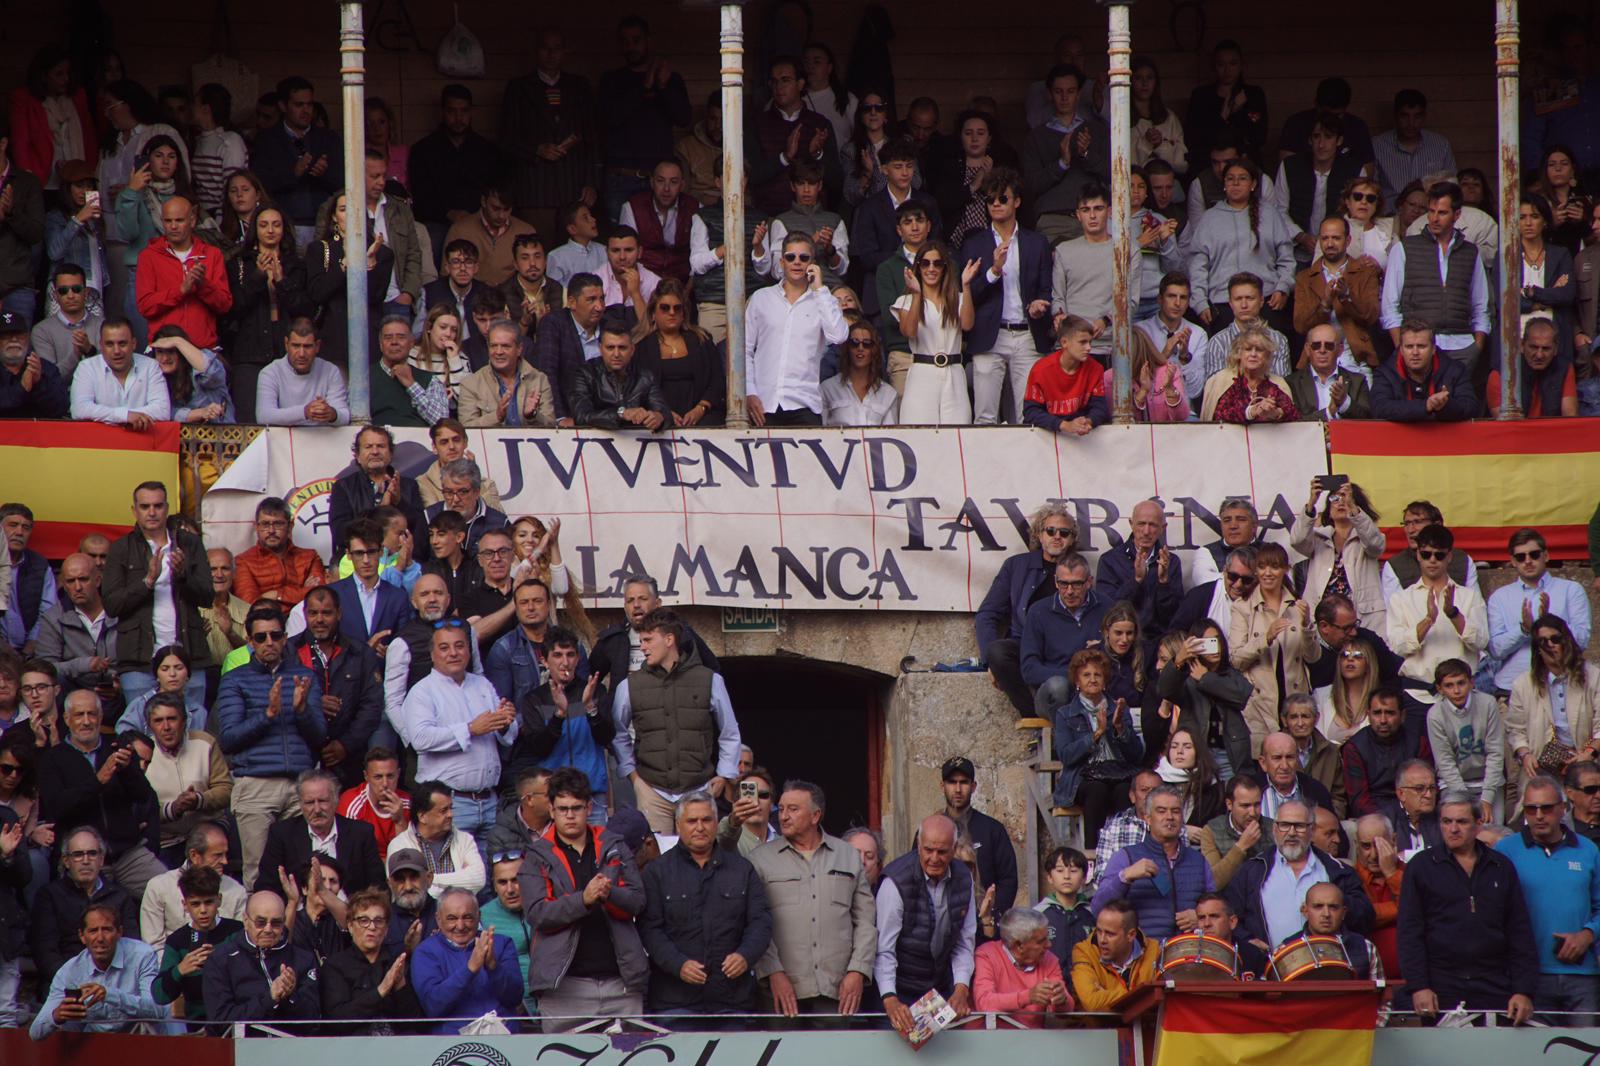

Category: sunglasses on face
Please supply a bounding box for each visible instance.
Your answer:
[0,764,21,775]
[1416,549,1450,561]
[862,103,888,113]
[782,252,813,263]
[55,284,86,295]
[1340,650,1366,660]
[986,194,1012,205]
[1307,341,1338,352]
[1348,192,1379,204]
[1224,572,1257,585]
[657,302,683,312]
[1575,784,1600,796]
[250,630,286,644]
[919,259,946,270]
[1042,526,1074,538]
[1512,549,1544,562]
[1537,635,1566,649]
[1525,802,1563,814]
[847,338,875,348]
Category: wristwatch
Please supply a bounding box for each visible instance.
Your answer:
[617,405,627,418]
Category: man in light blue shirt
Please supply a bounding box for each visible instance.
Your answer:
[30,903,176,1038]
[1488,528,1592,695]
[1255,802,1332,948]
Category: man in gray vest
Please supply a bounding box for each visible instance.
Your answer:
[875,813,976,1034]
[1379,181,1490,377]
[611,608,742,833]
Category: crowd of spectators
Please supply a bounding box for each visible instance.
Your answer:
[3,22,1597,431]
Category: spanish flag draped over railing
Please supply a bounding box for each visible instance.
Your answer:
[1154,989,1380,1066]
[1328,418,1600,563]
[0,422,180,558]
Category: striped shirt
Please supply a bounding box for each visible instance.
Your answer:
[190,128,248,220]
[1371,129,1457,206]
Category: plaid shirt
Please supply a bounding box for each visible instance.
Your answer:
[1088,808,1151,892]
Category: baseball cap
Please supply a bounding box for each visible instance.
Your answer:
[941,756,976,781]
[0,312,27,336]
[387,847,427,876]
[607,807,653,852]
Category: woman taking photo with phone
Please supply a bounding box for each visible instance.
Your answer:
[1159,621,1253,779]
[1292,477,1386,632]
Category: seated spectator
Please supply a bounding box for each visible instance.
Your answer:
[415,239,491,344]
[1289,882,1383,981]
[1353,813,1405,980]
[483,767,550,858]
[618,159,697,285]
[1200,774,1266,890]
[1204,325,1299,423]
[1507,615,1600,801]
[1387,524,1489,682]
[1033,846,1093,969]
[33,552,114,699]
[972,907,1072,1022]
[444,180,535,287]
[1282,695,1346,815]
[571,322,669,432]
[279,853,348,964]
[1225,799,1373,950]
[458,319,556,428]
[1155,622,1252,780]
[1115,319,1192,423]
[152,864,244,1023]
[675,91,722,207]
[1091,784,1212,937]
[1373,320,1477,421]
[339,747,410,856]
[134,194,232,349]
[1192,893,1267,977]
[534,274,604,427]
[29,902,169,1039]
[422,458,510,556]
[0,504,52,655]
[1097,500,1183,642]
[215,602,326,889]
[977,506,1078,716]
[1380,182,1489,376]
[142,703,233,881]
[1255,731,1336,821]
[381,848,437,954]
[141,821,244,948]
[412,886,524,1033]
[1069,898,1156,1010]
[1189,497,1263,590]
[257,316,351,426]
[1018,553,1107,712]
[594,226,658,330]
[545,202,607,289]
[1397,792,1536,1023]
[499,234,564,343]
[416,419,504,510]
[320,885,422,1029]
[1428,658,1505,822]
[1489,319,1579,417]
[255,768,384,898]
[373,315,449,427]
[1288,324,1373,424]
[1053,649,1145,848]
[762,162,849,292]
[31,264,103,381]
[0,311,70,418]
[387,780,487,899]
[39,692,166,896]
[114,644,209,736]
[479,854,532,1013]
[873,814,973,1030]
[1385,759,1443,860]
[1199,272,1292,388]
[1342,688,1432,816]
[504,627,611,807]
[1021,64,1110,243]
[69,317,169,426]
[234,497,327,607]
[633,280,726,427]
[149,325,232,423]
[30,827,139,987]
[202,889,323,1025]
[1022,315,1109,434]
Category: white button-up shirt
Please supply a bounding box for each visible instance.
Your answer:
[144,537,178,647]
[745,284,849,414]
[69,354,171,424]
[401,668,518,792]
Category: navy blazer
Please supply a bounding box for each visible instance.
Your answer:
[959,226,1054,355]
[330,575,413,646]
[853,190,942,316]
[974,550,1055,651]
[536,308,592,423]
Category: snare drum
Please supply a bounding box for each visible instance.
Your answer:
[1157,933,1241,980]
[1266,935,1356,982]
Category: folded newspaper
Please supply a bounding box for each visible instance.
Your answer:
[905,989,959,1049]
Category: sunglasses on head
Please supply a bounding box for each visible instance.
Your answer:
[490,849,523,863]
[434,619,467,630]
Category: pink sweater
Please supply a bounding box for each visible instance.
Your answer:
[971,940,1072,1021]
[1102,362,1192,422]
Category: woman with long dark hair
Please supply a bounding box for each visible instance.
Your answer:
[895,240,977,423]
[1533,145,1591,255]
[1130,56,1186,173]
[937,110,1018,249]
[111,131,200,341]
[1184,38,1269,164]
[1157,727,1224,840]
[229,205,307,421]
[305,190,393,373]
[8,44,98,186]
[821,318,898,425]
[1507,614,1600,793]
[802,43,857,153]
[1230,541,1319,752]
[219,169,271,261]
[150,324,234,423]
[1158,619,1253,780]
[1292,478,1386,631]
[842,89,914,207]
[633,279,725,426]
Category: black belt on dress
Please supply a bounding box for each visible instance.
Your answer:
[913,352,963,367]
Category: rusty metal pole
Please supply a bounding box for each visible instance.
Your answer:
[1102,0,1135,423]
[721,3,750,428]
[339,1,370,421]
[1495,0,1523,419]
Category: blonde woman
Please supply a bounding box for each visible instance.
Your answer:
[1291,478,1386,632]
[1200,325,1296,422]
[1506,615,1600,799]
[1315,637,1378,745]
[1230,542,1320,754]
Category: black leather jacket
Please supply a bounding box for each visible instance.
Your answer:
[570,360,670,431]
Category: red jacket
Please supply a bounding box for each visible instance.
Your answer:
[135,237,233,348]
[7,87,98,184]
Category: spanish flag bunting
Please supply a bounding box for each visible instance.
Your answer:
[1328,418,1600,562]
[1154,989,1380,1066]
[0,422,180,558]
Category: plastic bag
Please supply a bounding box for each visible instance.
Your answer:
[437,5,485,78]
[460,1012,512,1036]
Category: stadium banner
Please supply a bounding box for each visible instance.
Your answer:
[1154,988,1380,1066]
[1328,418,1600,563]
[199,423,1327,612]
[0,421,181,559]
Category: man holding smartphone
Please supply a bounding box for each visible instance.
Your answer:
[744,231,848,427]
[30,904,174,1038]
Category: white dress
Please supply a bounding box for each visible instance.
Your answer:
[893,292,971,425]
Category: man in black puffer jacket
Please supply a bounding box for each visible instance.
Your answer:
[570,322,671,431]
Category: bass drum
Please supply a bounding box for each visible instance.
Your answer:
[1267,935,1356,982]
[1157,933,1241,981]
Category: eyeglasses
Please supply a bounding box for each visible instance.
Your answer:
[489,849,524,863]
[1275,821,1310,832]
[1042,526,1074,538]
[349,915,386,929]
[445,257,476,267]
[656,302,683,312]
[1055,578,1088,589]
[20,683,56,695]
[433,619,467,630]
[1416,549,1449,560]
[347,548,380,559]
[250,630,287,643]
[862,103,888,113]
[847,338,875,348]
[1512,549,1545,562]
[440,487,473,500]
[55,284,86,295]
[1348,192,1379,204]
[478,548,515,560]
[552,804,589,817]
[1525,802,1563,814]
[782,252,813,263]
[65,849,103,861]
[1307,341,1337,352]
[250,917,287,929]
[1399,783,1438,794]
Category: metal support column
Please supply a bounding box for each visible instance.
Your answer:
[1495,0,1523,419]
[721,3,749,428]
[1102,1,1135,423]
[340,1,370,421]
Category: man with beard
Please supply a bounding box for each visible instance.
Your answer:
[0,311,69,417]
[587,573,719,686]
[381,849,437,955]
[1225,799,1372,950]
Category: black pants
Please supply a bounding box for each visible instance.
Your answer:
[985,638,1033,716]
[764,407,823,427]
[1079,775,1133,851]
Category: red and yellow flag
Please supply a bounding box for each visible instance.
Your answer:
[1154,989,1379,1066]
[1328,418,1600,562]
[0,422,180,558]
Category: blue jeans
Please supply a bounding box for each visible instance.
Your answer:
[1535,972,1600,1025]
[118,671,209,725]
[451,791,498,867]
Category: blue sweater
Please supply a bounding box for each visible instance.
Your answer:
[411,931,525,1033]
[1495,827,1600,975]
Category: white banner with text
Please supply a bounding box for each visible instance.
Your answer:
[200,424,1327,612]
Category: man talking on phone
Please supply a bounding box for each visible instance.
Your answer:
[744,231,848,426]
[30,903,175,1038]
